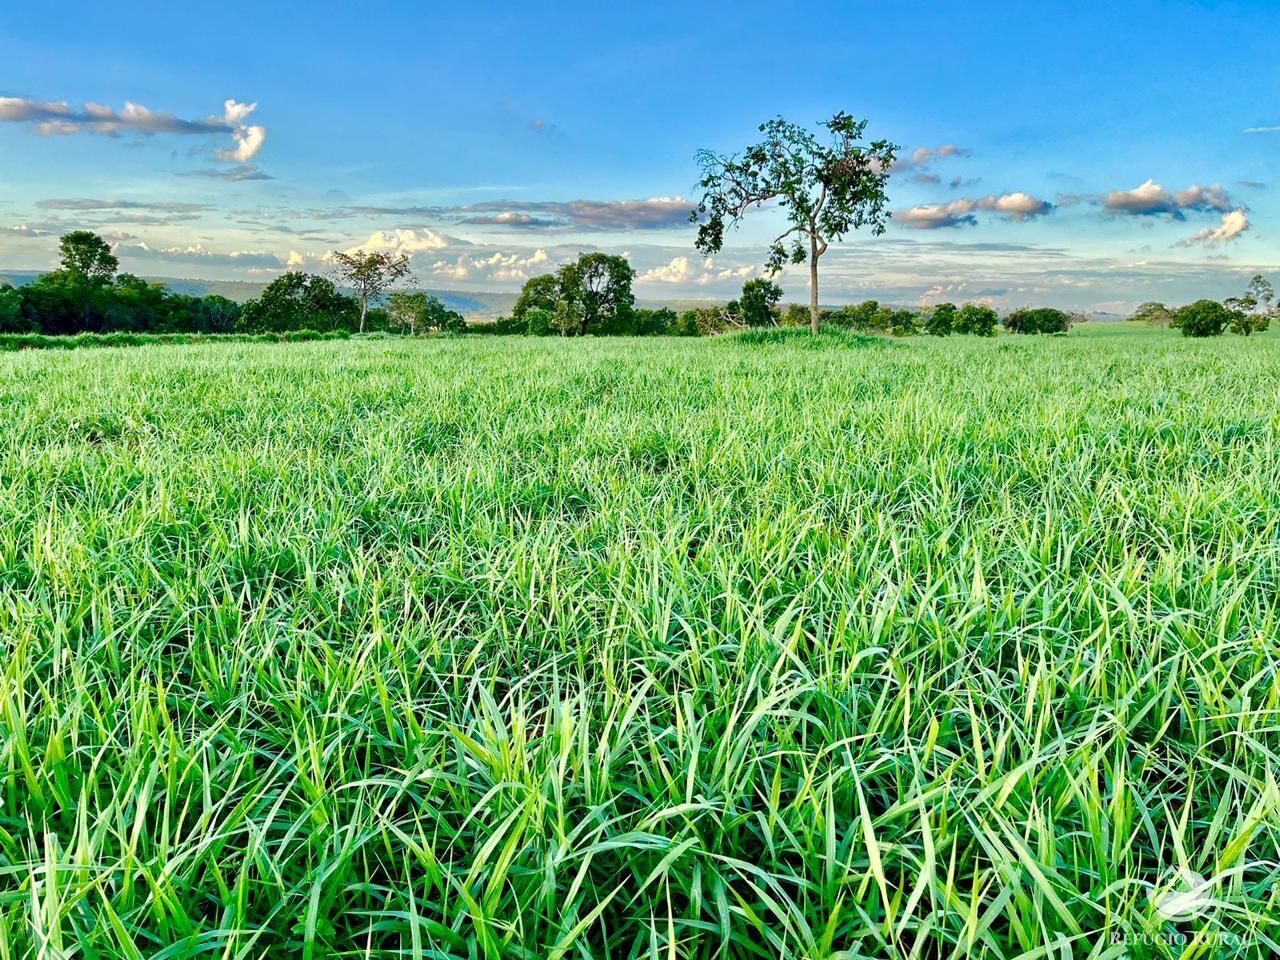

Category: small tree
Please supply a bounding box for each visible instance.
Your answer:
[739,278,783,327]
[692,113,897,334]
[1172,299,1231,337]
[925,302,957,336]
[388,291,465,334]
[330,250,412,333]
[555,253,635,336]
[1225,274,1274,336]
[1132,302,1174,326]
[955,303,999,336]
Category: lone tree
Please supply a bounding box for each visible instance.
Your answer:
[692,113,897,334]
[330,250,412,333]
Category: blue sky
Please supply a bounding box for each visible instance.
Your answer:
[2,0,1277,311]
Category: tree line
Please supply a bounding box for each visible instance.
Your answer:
[0,232,465,337]
[1132,275,1274,337]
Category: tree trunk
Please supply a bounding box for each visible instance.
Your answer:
[359,298,368,334]
[809,235,820,334]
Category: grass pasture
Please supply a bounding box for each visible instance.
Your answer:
[2,326,1279,957]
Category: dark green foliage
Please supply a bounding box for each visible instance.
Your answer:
[1173,299,1232,337]
[511,274,560,329]
[1004,307,1072,334]
[739,278,783,327]
[955,303,999,336]
[11,232,246,335]
[557,253,636,335]
[0,285,33,333]
[825,300,883,331]
[887,309,921,336]
[926,302,956,336]
[238,272,359,333]
[631,307,677,336]
[0,330,351,351]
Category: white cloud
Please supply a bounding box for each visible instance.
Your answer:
[351,228,455,255]
[640,256,694,283]
[216,101,266,162]
[1176,208,1250,246]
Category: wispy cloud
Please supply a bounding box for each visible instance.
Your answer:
[182,164,274,182]
[36,198,212,213]
[291,197,693,231]
[1243,125,1280,134]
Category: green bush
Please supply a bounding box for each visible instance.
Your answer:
[1173,299,1232,337]
[1003,307,1072,334]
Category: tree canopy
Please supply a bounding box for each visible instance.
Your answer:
[692,113,897,333]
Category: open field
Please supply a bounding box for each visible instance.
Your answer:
[2,327,1279,957]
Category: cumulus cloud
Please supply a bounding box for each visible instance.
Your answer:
[0,96,266,164]
[638,255,754,286]
[1175,208,1250,247]
[1102,179,1233,217]
[640,256,694,283]
[349,228,458,255]
[894,192,1053,229]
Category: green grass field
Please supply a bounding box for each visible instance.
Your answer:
[2,326,1279,958]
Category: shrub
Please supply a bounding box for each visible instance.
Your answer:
[1172,299,1231,337]
[887,309,921,336]
[925,303,956,336]
[954,304,999,336]
[1003,307,1072,334]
